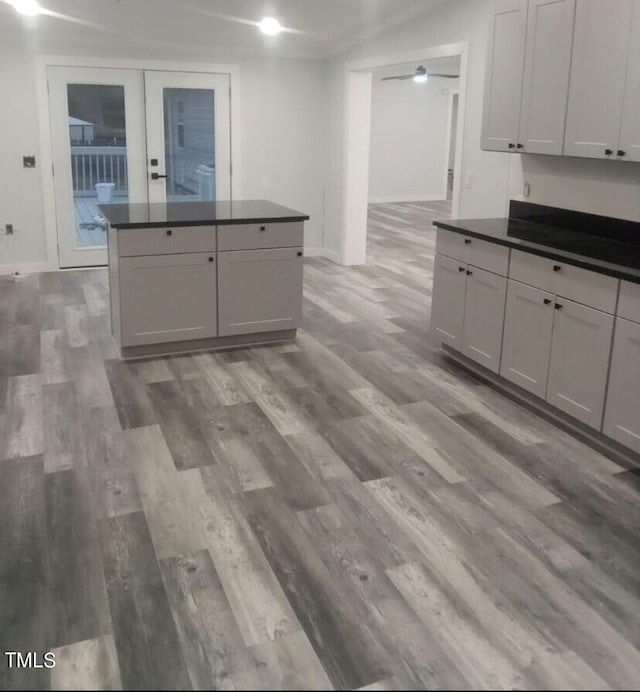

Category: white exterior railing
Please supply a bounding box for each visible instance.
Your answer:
[71,146,127,197]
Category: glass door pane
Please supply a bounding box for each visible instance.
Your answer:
[145,71,231,205]
[163,88,215,202]
[67,84,129,246]
[48,66,146,268]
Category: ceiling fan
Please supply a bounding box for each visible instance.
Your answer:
[381,66,459,83]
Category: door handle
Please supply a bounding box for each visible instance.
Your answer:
[464,238,472,245]
[297,251,303,257]
[516,143,523,149]
[617,150,626,157]
[543,298,551,305]
[554,302,563,310]
[552,264,561,272]
[458,266,465,272]
[166,229,172,236]
[466,269,473,276]
[508,143,515,149]
[604,148,613,156]
[151,172,168,180]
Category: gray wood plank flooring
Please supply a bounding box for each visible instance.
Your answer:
[1,201,640,690]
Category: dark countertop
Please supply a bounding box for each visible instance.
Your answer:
[434,201,640,285]
[99,199,309,229]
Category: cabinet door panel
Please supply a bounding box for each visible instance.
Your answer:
[430,254,467,349]
[481,0,528,152]
[564,0,633,158]
[603,318,640,453]
[618,281,640,323]
[519,0,575,154]
[462,268,508,373]
[120,253,217,346]
[501,280,554,397]
[217,247,303,336]
[546,299,614,428]
[618,1,640,162]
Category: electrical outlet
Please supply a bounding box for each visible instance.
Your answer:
[465,171,473,189]
[523,182,531,197]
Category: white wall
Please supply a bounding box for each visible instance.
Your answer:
[0,41,328,272]
[0,44,48,270]
[368,76,459,203]
[509,155,640,222]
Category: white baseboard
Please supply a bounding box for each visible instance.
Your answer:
[320,248,342,264]
[368,194,446,204]
[0,262,50,276]
[304,247,343,264]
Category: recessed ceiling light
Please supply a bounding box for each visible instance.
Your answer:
[259,17,283,36]
[10,0,42,16]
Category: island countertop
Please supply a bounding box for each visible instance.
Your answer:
[100,199,310,229]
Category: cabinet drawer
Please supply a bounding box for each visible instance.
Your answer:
[618,280,640,323]
[217,221,303,251]
[118,226,215,257]
[509,250,555,292]
[509,249,618,312]
[469,238,509,276]
[436,229,509,275]
[435,229,468,262]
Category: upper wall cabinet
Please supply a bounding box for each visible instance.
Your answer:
[481,0,575,154]
[564,0,637,160]
[481,0,527,152]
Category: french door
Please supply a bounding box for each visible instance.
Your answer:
[48,66,231,268]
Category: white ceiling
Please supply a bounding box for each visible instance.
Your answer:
[0,0,447,58]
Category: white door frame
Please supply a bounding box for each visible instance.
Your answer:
[444,90,460,201]
[341,42,468,265]
[36,55,241,272]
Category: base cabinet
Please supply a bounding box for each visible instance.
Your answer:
[462,268,507,373]
[546,299,614,429]
[603,318,640,453]
[120,252,217,347]
[217,247,303,336]
[431,254,507,373]
[430,254,467,349]
[501,279,555,398]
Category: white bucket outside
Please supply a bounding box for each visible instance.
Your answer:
[95,182,116,204]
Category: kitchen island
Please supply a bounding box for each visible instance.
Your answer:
[101,199,309,359]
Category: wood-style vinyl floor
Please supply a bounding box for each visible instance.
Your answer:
[2,201,640,690]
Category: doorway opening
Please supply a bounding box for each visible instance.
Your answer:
[341,43,467,266]
[366,56,461,263]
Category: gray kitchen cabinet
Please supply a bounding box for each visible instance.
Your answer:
[501,279,555,398]
[217,247,303,336]
[481,0,528,152]
[564,0,635,159]
[618,0,640,162]
[546,298,614,429]
[603,317,640,453]
[430,253,467,350]
[431,241,509,373]
[120,252,217,347]
[462,267,508,373]
[481,0,575,154]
